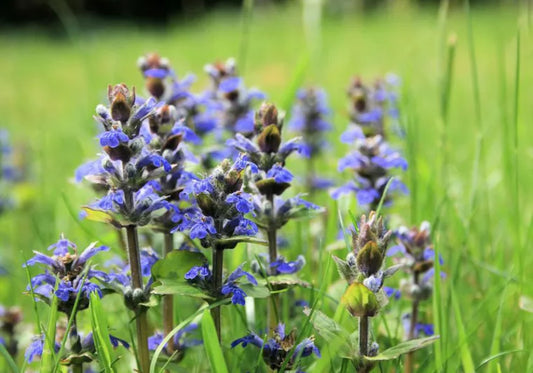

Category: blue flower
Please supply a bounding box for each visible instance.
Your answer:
[99,129,129,148]
[147,323,202,355]
[136,154,172,172]
[232,323,320,370]
[231,217,258,236]
[401,314,434,337]
[189,217,217,240]
[383,286,401,300]
[25,335,60,363]
[24,237,109,308]
[270,255,306,275]
[267,165,293,183]
[226,192,254,214]
[184,264,211,281]
[221,266,257,305]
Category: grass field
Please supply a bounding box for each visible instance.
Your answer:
[0,1,532,372]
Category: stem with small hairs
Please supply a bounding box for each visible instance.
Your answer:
[163,233,175,354]
[211,245,224,342]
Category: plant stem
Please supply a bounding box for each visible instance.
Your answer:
[125,223,150,373]
[405,272,420,373]
[267,193,279,330]
[359,316,369,356]
[211,245,224,342]
[163,232,175,354]
[70,314,83,373]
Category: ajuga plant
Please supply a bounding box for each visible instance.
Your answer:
[77,83,176,372]
[177,157,263,341]
[306,212,439,372]
[332,76,407,211]
[232,323,321,372]
[343,76,400,139]
[288,87,334,193]
[387,221,443,373]
[227,102,322,328]
[23,235,128,372]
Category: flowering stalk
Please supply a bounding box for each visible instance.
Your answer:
[125,222,150,373]
[387,222,443,373]
[288,88,334,195]
[177,158,261,342]
[333,76,407,210]
[162,233,174,353]
[228,102,321,331]
[211,244,224,341]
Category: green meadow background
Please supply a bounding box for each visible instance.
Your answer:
[0,1,532,371]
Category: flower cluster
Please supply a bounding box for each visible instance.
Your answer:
[227,103,320,231]
[332,135,408,207]
[345,76,400,138]
[178,157,258,249]
[232,323,320,371]
[289,88,334,190]
[387,221,444,340]
[333,76,407,209]
[185,264,257,305]
[251,254,306,277]
[387,221,444,302]
[24,235,109,314]
[333,212,401,361]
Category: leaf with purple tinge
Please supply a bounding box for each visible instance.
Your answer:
[363,336,439,362]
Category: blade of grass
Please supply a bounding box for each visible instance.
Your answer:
[41,279,59,372]
[0,343,19,373]
[89,292,116,373]
[450,287,475,372]
[150,299,229,373]
[201,310,229,373]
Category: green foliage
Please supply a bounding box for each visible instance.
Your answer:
[201,310,229,373]
[89,293,116,373]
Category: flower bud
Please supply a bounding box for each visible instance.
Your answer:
[146,77,165,100]
[103,144,132,163]
[257,124,281,153]
[342,282,379,317]
[196,193,217,217]
[224,169,243,194]
[356,241,383,276]
[255,178,290,196]
[108,84,135,123]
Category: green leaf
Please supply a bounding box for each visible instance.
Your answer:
[81,207,121,228]
[364,336,440,361]
[303,308,354,359]
[152,250,207,280]
[239,283,270,298]
[303,308,351,343]
[341,282,379,317]
[153,279,213,300]
[41,281,59,372]
[89,292,116,373]
[201,310,229,373]
[215,236,268,247]
[264,274,310,288]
